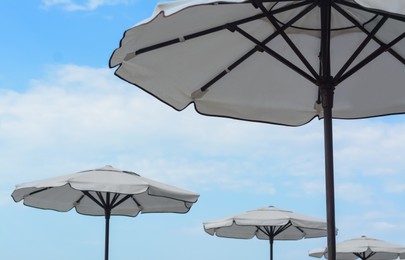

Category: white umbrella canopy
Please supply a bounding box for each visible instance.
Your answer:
[110,0,405,125]
[309,235,405,260]
[203,206,329,260]
[11,165,199,260]
[109,1,405,260]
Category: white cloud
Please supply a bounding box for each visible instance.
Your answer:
[336,182,374,204]
[372,221,397,230]
[1,64,405,260]
[333,120,405,178]
[336,209,405,243]
[41,0,130,11]
[387,182,405,193]
[0,64,296,194]
[2,64,405,228]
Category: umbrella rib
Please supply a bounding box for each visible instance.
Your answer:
[232,25,317,84]
[257,225,272,238]
[367,251,376,259]
[254,0,315,15]
[294,225,307,235]
[134,12,266,56]
[333,3,405,73]
[353,252,369,260]
[254,1,319,79]
[336,0,405,23]
[131,197,142,208]
[196,46,256,94]
[256,222,293,239]
[110,193,121,207]
[97,191,108,208]
[336,0,405,65]
[333,4,389,80]
[75,194,85,205]
[335,0,405,66]
[197,1,318,95]
[26,187,51,196]
[133,1,313,56]
[82,190,105,209]
[338,31,405,84]
[274,222,293,236]
[110,194,133,209]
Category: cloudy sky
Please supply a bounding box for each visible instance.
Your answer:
[1,1,405,260]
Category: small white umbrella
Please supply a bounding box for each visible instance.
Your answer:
[309,235,405,260]
[203,206,330,260]
[11,165,200,260]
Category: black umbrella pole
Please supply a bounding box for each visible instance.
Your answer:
[319,1,336,259]
[105,210,111,260]
[323,103,336,260]
[269,238,274,260]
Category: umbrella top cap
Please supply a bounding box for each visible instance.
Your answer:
[89,165,140,176]
[356,235,379,241]
[256,206,292,213]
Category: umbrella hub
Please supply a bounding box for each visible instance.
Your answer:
[319,80,335,109]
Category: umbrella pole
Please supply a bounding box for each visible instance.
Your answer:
[105,209,111,260]
[322,100,336,260]
[269,237,274,260]
[320,1,336,260]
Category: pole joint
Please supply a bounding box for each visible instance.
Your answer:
[319,77,335,109]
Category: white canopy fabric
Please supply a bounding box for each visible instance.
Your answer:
[110,0,405,126]
[355,0,405,14]
[203,206,328,240]
[11,165,199,216]
[309,235,405,260]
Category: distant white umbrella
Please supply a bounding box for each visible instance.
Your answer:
[203,206,329,260]
[309,235,405,260]
[11,165,199,260]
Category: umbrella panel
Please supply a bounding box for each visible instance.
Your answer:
[20,185,82,212]
[112,1,405,123]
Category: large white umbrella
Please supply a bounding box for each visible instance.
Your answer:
[203,206,329,260]
[109,1,405,260]
[309,235,405,260]
[11,165,200,260]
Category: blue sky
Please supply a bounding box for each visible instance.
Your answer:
[1,1,405,260]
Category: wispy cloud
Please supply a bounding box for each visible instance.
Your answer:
[2,64,405,213]
[40,0,130,11]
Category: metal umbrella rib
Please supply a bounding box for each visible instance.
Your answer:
[194,2,320,99]
[333,5,405,66]
[255,1,320,78]
[80,191,136,260]
[258,222,293,260]
[354,251,376,260]
[134,13,266,56]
